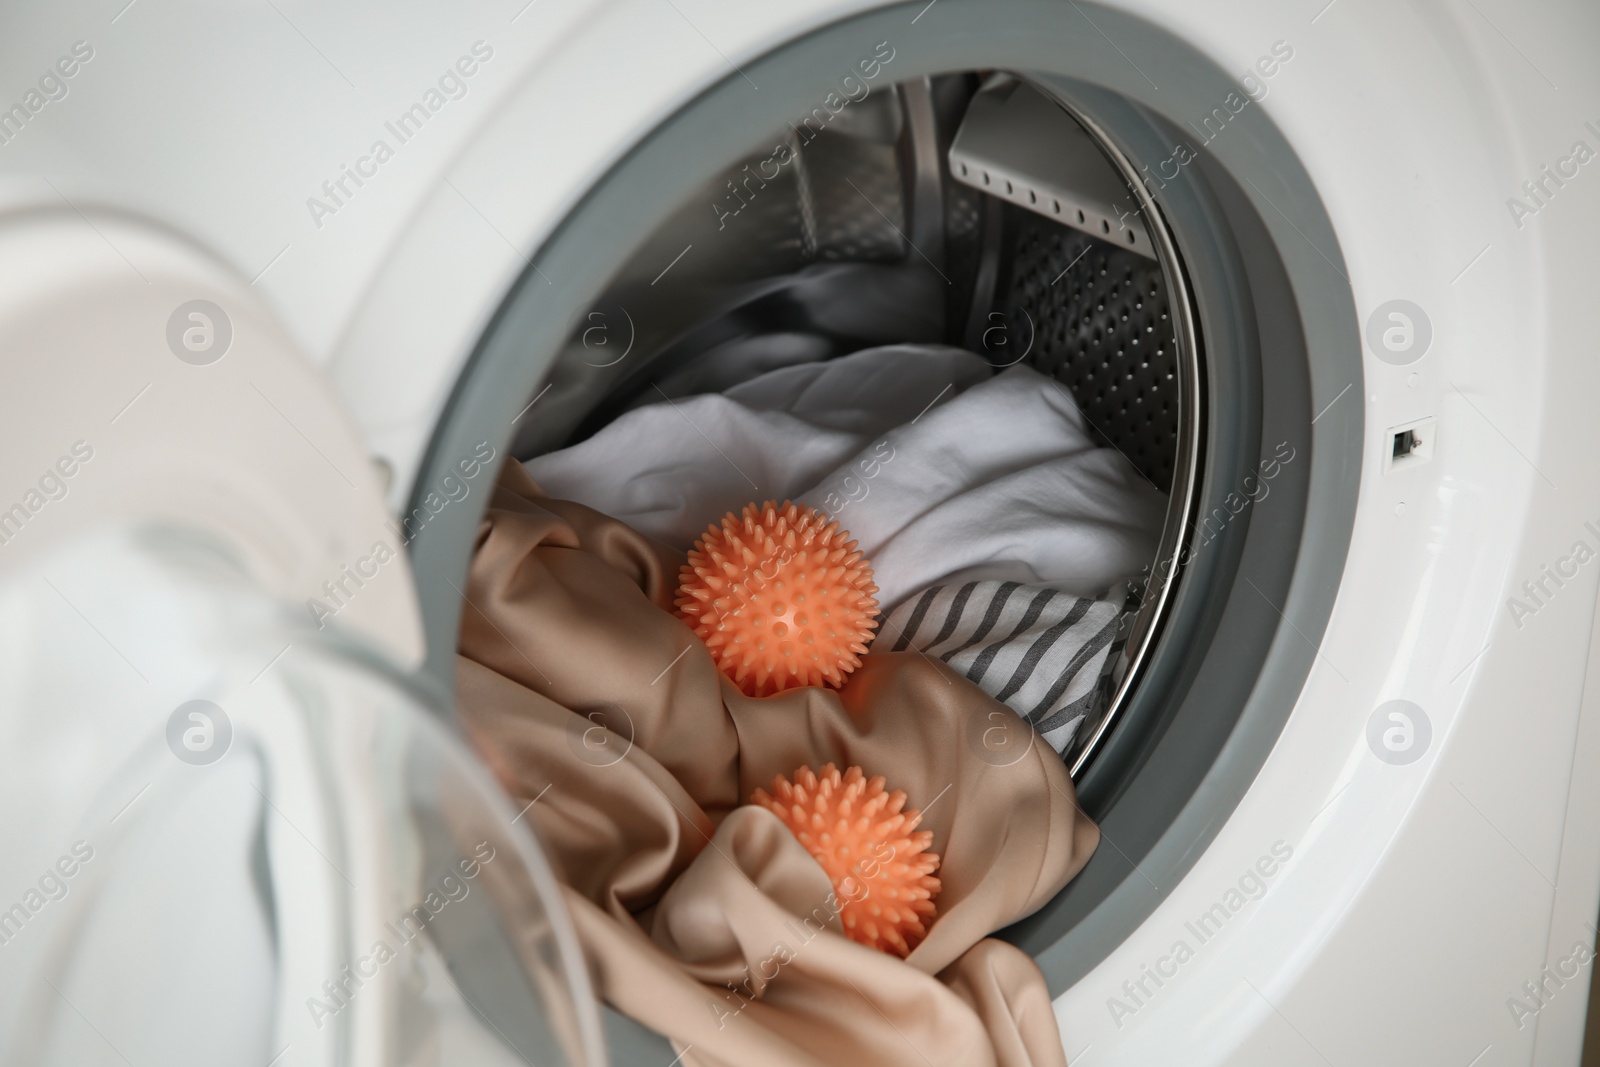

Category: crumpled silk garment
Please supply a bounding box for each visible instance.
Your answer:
[456,464,1098,1066]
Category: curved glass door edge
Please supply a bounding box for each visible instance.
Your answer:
[0,523,604,1067]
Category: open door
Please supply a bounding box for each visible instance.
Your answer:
[0,210,606,1067]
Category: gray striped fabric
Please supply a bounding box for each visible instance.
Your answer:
[879,580,1121,754]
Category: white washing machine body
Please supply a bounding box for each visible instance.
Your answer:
[2,1,1598,1064]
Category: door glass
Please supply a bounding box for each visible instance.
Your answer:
[0,524,604,1067]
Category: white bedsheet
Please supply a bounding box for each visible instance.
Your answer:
[526,344,1168,752]
[528,345,992,553]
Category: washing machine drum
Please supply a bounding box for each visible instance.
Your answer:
[414,32,1342,1034]
[507,73,1198,786]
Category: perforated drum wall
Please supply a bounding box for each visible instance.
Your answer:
[1002,209,1180,493]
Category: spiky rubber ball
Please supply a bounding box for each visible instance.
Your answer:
[750,763,941,957]
[676,501,878,698]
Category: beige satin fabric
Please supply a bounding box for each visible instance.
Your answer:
[457,465,1098,1066]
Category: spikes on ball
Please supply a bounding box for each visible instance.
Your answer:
[676,501,879,698]
[750,764,941,957]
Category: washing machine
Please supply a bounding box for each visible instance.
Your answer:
[2,0,1599,1063]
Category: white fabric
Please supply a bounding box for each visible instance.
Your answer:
[528,345,992,551]
[528,344,1166,611]
[794,363,1166,610]
[526,343,1168,754]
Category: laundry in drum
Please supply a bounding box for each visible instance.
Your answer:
[459,455,1102,1067]
[528,343,1166,756]
[473,72,1176,1063]
[470,205,1161,1064]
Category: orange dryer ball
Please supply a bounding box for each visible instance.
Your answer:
[676,501,879,698]
[750,764,941,957]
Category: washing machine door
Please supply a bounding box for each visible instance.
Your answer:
[0,210,607,1067]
